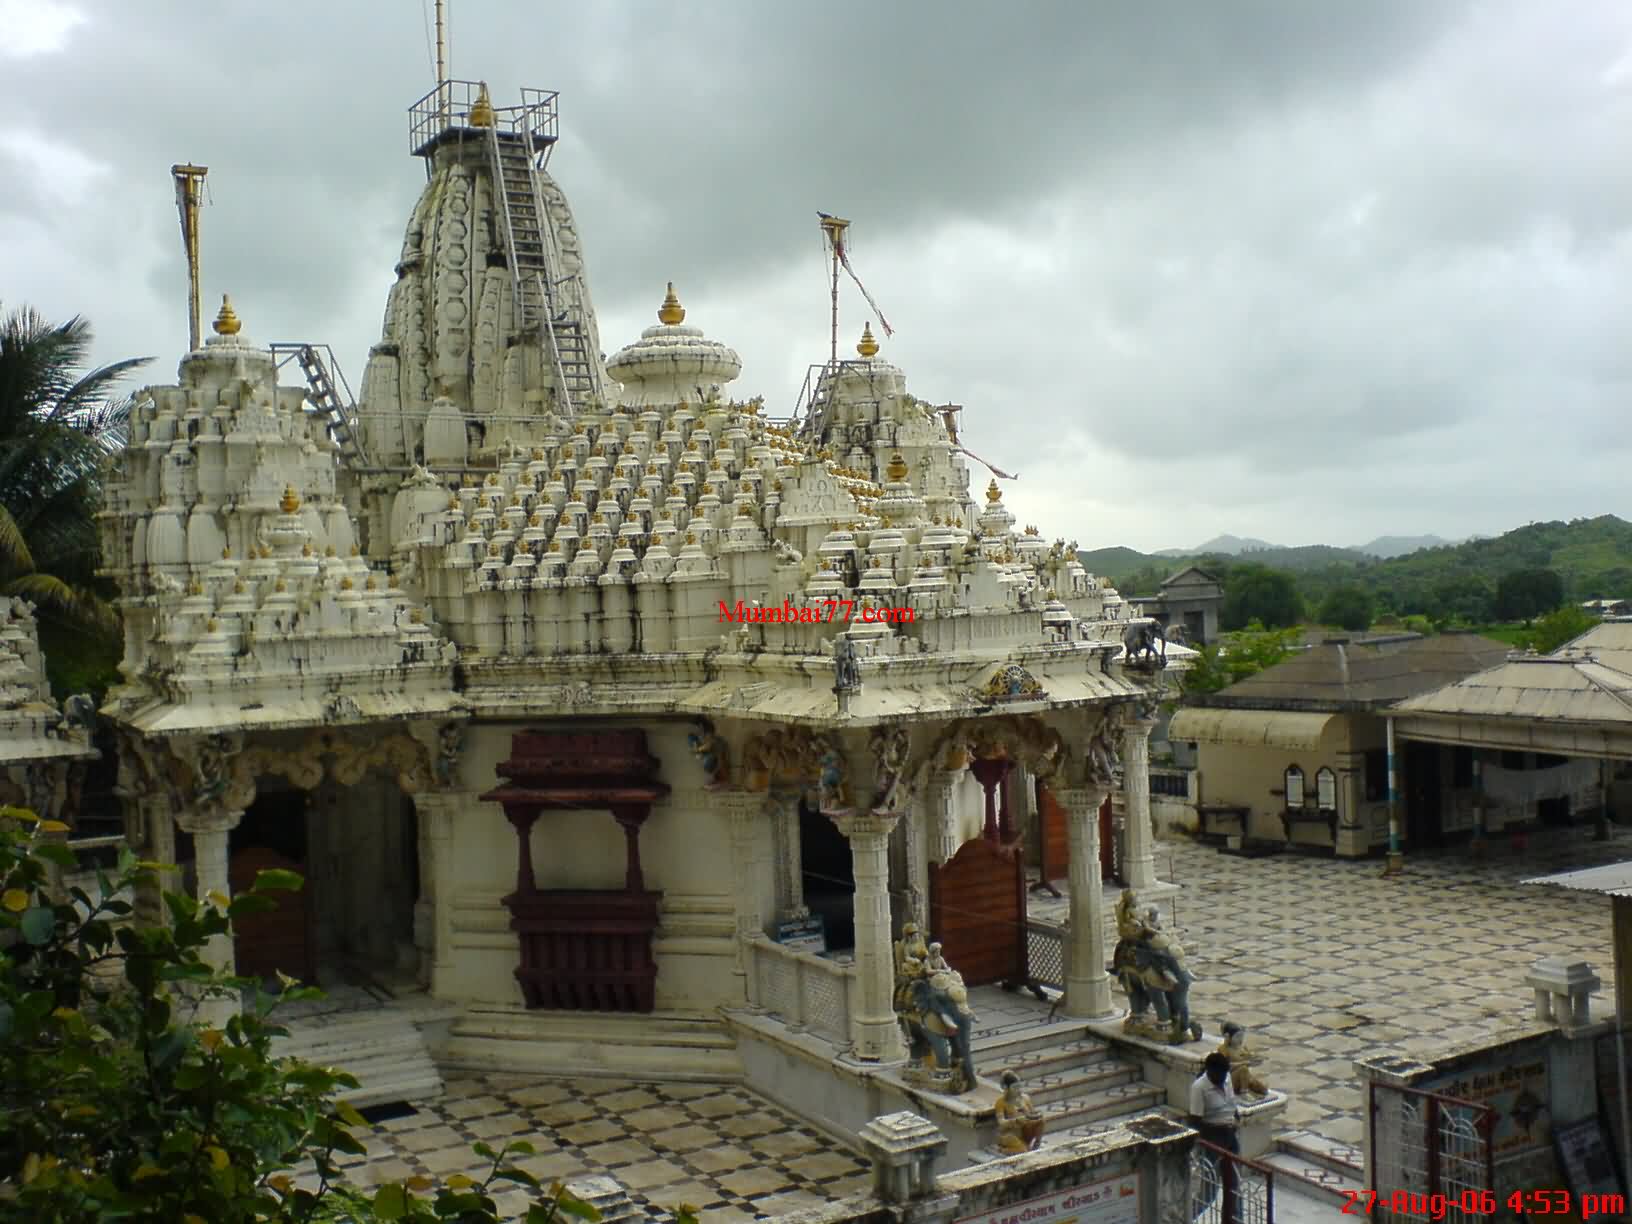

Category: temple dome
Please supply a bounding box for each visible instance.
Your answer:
[606,285,742,408]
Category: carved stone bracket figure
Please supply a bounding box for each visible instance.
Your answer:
[995,1071,1045,1153]
[1086,724,1120,790]
[815,737,850,810]
[870,724,910,812]
[1112,889,1203,1044]
[687,718,730,788]
[434,721,466,789]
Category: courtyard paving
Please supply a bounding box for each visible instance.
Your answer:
[316,1073,872,1223]
[1032,823,1626,1148]
[307,824,1623,1219]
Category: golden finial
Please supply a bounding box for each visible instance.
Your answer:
[212,295,241,336]
[468,82,495,128]
[206,617,218,632]
[365,576,378,590]
[857,322,879,358]
[187,579,203,596]
[985,478,1002,503]
[886,452,909,482]
[274,578,287,593]
[529,513,541,526]
[486,472,499,486]
[410,607,425,624]
[685,532,698,545]
[325,543,337,556]
[233,579,245,593]
[489,541,503,556]
[658,282,686,326]
[280,484,301,514]
[301,542,313,557]
[447,495,460,510]
[341,576,354,590]
[350,544,361,556]
[221,546,231,559]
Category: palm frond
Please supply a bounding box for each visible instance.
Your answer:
[2,573,119,637]
[0,504,36,574]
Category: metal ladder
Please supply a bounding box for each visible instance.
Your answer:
[272,343,366,467]
[487,127,600,415]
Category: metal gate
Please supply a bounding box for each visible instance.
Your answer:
[1369,1082,1495,1219]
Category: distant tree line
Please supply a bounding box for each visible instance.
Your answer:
[1100,515,1629,632]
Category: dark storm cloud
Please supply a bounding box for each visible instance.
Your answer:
[1,0,1627,549]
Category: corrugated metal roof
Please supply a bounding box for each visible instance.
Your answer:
[1522,860,1632,897]
[1557,621,1632,676]
[1167,708,1339,750]
[1210,634,1509,709]
[1393,655,1632,724]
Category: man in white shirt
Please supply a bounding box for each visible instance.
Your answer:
[1189,1053,1242,1154]
[1189,1052,1243,1221]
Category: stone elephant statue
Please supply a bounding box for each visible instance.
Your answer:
[1121,620,1167,667]
[1111,934,1202,1044]
[899,974,978,1093]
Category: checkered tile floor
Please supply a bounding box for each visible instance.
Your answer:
[1031,822,1626,1146]
[305,1074,870,1223]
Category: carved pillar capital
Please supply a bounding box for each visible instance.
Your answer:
[1054,784,1112,818]
[174,805,245,837]
[827,807,900,844]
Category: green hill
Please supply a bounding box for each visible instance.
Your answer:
[1079,516,1632,615]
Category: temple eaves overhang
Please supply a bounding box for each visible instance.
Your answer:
[108,691,471,739]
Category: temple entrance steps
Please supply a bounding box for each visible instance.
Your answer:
[966,1022,1168,1161]
[1259,1130,1366,1207]
[440,1008,744,1083]
[272,1000,445,1109]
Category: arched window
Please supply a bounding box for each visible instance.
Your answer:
[1316,767,1337,812]
[1284,765,1305,808]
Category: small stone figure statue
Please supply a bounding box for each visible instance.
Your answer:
[687,720,730,788]
[995,1072,1045,1153]
[833,634,861,692]
[1218,1022,1267,1097]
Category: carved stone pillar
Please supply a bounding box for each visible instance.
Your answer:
[1056,784,1116,1019]
[770,791,807,919]
[413,790,464,995]
[829,808,907,1063]
[900,791,929,930]
[925,771,960,866]
[175,805,245,1026]
[1122,716,1162,891]
[723,788,769,988]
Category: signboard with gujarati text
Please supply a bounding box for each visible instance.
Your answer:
[955,1172,1139,1224]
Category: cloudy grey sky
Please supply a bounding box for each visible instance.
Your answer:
[3,0,1628,552]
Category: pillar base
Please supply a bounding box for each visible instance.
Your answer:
[1380,854,1404,878]
[1063,975,1117,1021]
[849,1015,908,1064]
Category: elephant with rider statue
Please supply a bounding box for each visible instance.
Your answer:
[893,922,978,1094]
[1111,889,1203,1044]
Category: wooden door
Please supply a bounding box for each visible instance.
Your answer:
[228,846,313,984]
[928,837,1024,987]
[1037,785,1119,883]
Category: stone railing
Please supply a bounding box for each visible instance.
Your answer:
[743,934,856,1051]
